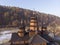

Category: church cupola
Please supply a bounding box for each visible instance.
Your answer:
[18,27,24,37]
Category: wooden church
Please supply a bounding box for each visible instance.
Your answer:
[10,15,49,45]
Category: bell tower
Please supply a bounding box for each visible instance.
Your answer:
[29,16,38,37]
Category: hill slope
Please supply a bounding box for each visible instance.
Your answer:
[0,5,60,33]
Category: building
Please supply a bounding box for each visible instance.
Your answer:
[10,33,48,45]
[29,35,48,45]
[10,16,49,45]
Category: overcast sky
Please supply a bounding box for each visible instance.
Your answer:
[0,0,60,17]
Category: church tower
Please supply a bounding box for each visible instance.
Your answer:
[29,16,38,37]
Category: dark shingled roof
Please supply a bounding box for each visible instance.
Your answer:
[11,33,29,42]
[29,34,49,44]
[10,33,49,44]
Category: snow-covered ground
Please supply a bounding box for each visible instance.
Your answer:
[54,36,60,41]
[0,34,12,44]
[0,29,19,44]
[48,32,60,41]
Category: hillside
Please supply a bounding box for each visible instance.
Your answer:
[0,5,60,33]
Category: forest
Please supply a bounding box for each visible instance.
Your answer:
[0,5,60,32]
